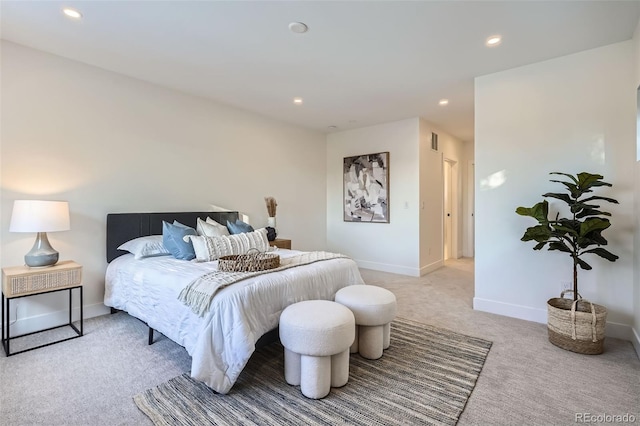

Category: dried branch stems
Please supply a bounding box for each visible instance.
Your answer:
[264,197,277,217]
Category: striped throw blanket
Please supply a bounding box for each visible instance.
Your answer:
[178,251,348,316]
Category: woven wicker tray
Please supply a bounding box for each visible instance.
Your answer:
[218,250,280,272]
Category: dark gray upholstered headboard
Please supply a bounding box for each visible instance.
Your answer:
[106,211,239,262]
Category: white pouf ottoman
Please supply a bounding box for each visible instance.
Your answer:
[335,285,397,360]
[279,300,355,399]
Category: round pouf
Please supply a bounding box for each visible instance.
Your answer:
[279,300,355,399]
[335,285,397,360]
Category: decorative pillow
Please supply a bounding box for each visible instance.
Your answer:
[117,235,170,260]
[184,228,270,262]
[226,219,254,235]
[162,221,197,260]
[197,217,230,237]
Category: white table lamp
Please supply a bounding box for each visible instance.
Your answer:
[9,200,70,267]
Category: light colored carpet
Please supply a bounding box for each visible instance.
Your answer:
[362,259,640,425]
[1,258,638,425]
[134,318,492,426]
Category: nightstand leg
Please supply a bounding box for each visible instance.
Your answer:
[1,293,5,354]
[80,286,83,336]
[4,296,10,356]
[1,293,4,348]
[68,288,72,326]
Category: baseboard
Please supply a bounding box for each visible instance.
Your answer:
[473,297,547,323]
[420,260,444,276]
[8,303,110,336]
[473,297,634,341]
[605,321,633,340]
[632,327,640,360]
[354,259,420,277]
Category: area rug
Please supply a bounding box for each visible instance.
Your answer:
[134,318,492,426]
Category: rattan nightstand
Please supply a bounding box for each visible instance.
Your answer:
[1,260,83,356]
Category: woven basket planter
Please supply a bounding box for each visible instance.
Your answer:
[547,294,607,355]
[218,250,280,273]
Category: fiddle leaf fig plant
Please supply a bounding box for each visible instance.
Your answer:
[516,172,619,302]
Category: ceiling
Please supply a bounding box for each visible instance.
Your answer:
[2,1,639,143]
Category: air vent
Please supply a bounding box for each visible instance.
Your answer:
[431,132,439,151]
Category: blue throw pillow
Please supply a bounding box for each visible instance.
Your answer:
[226,219,254,235]
[162,221,197,260]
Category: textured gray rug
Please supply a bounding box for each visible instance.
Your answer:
[134,318,492,426]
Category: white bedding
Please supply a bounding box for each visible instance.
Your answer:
[104,248,364,393]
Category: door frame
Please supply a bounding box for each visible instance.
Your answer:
[466,160,475,258]
[442,157,459,260]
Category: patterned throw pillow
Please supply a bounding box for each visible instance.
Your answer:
[184,228,270,262]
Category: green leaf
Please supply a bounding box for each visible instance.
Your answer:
[576,208,611,218]
[578,230,608,247]
[548,241,571,253]
[570,202,599,214]
[576,258,593,270]
[533,242,547,250]
[521,225,552,242]
[551,225,578,237]
[582,247,619,262]
[577,172,612,193]
[550,180,579,198]
[516,201,549,223]
[581,195,619,205]
[579,217,611,238]
[550,172,578,184]
[542,192,573,204]
[556,218,580,231]
[571,202,611,216]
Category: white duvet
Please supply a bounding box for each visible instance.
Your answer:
[104,249,364,393]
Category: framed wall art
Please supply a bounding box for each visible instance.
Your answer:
[343,151,389,223]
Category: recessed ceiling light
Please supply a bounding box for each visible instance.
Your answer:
[62,7,82,19]
[328,125,338,130]
[289,22,308,34]
[293,97,303,105]
[486,35,502,47]
[439,99,449,106]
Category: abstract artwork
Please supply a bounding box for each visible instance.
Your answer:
[343,152,389,223]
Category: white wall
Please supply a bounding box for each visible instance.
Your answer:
[632,19,640,357]
[0,41,327,334]
[418,120,442,273]
[475,40,636,340]
[326,118,421,276]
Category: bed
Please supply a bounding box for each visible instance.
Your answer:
[103,211,364,394]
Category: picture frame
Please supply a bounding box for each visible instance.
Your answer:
[343,151,389,223]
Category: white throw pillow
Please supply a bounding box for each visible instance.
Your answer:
[184,228,270,262]
[197,217,230,237]
[117,235,170,260]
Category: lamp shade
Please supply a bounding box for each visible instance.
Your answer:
[9,200,70,233]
